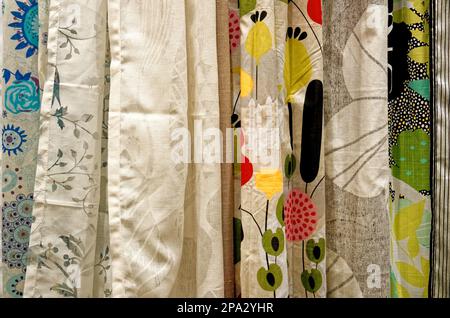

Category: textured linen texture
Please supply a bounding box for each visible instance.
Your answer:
[323,0,390,297]
[107,0,224,298]
[431,0,450,298]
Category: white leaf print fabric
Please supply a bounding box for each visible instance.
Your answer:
[325,4,389,199]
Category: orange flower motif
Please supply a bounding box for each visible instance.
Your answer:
[255,169,283,200]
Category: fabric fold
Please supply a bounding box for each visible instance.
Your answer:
[24,0,108,298]
[323,0,390,297]
[107,0,224,298]
[2,0,40,298]
[431,0,450,298]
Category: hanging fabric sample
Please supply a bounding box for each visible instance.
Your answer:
[228,0,243,299]
[238,0,288,298]
[24,0,108,297]
[0,0,3,298]
[107,0,224,297]
[323,0,390,297]
[431,0,450,298]
[282,0,326,299]
[2,0,40,298]
[217,0,235,298]
[388,0,431,298]
[237,0,325,298]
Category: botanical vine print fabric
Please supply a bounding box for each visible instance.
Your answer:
[388,0,431,298]
[237,0,326,298]
[2,0,40,298]
[23,0,109,297]
[323,0,390,297]
[107,0,224,298]
[430,0,450,298]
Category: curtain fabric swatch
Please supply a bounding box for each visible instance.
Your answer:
[107,0,224,298]
[388,0,431,298]
[2,0,40,298]
[24,0,108,298]
[216,0,235,298]
[431,0,450,298]
[323,0,390,298]
[236,0,326,298]
[1,0,449,299]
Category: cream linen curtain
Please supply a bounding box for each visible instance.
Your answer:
[21,0,225,298]
[107,0,224,297]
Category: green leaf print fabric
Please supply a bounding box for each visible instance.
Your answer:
[388,0,432,298]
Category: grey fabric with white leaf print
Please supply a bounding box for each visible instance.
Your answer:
[323,0,390,298]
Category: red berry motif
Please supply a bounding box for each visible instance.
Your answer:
[307,0,322,25]
[241,156,253,186]
[229,10,240,52]
[284,189,318,241]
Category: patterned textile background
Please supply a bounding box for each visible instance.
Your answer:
[0,0,448,298]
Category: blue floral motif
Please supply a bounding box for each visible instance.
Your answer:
[2,194,34,280]
[5,79,40,114]
[8,0,39,58]
[3,69,40,114]
[2,124,27,156]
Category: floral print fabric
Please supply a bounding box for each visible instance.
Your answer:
[388,0,431,298]
[0,0,447,299]
[2,0,40,298]
[236,0,326,298]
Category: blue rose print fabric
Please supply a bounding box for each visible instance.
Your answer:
[1,0,40,298]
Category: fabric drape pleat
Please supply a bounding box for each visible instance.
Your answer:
[0,0,448,299]
[216,0,235,299]
[107,0,224,298]
[0,0,3,298]
[227,0,242,298]
[323,0,390,297]
[388,0,431,298]
[237,0,326,298]
[24,0,108,298]
[238,0,289,298]
[2,0,40,298]
[431,0,450,298]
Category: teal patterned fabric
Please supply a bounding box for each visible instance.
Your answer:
[2,0,40,298]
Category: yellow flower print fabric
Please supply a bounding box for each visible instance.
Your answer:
[238,0,326,298]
